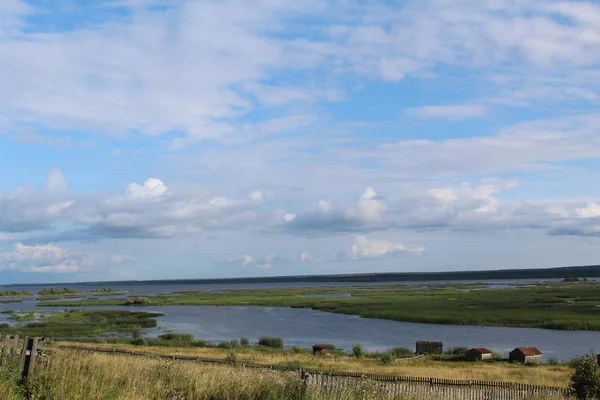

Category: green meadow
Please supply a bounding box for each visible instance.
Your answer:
[37,281,600,330]
[0,309,161,337]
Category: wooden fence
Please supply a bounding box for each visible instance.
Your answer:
[53,343,574,399]
[303,372,571,399]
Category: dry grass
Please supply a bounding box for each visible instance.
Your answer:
[30,350,306,400]
[54,342,573,388]
[1,347,570,400]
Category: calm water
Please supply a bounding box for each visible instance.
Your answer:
[1,279,599,361]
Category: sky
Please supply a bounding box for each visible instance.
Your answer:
[1,0,600,283]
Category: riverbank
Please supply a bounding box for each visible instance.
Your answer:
[38,281,600,330]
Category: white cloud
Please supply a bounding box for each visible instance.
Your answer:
[0,170,75,233]
[576,203,600,219]
[406,105,487,120]
[283,188,386,234]
[126,178,169,200]
[0,0,329,144]
[352,188,385,223]
[3,0,599,148]
[0,243,134,273]
[341,236,424,260]
[373,114,600,179]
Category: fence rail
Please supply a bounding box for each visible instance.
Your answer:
[52,343,574,399]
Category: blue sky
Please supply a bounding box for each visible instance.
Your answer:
[2,0,600,283]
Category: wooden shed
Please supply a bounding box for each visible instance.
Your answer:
[312,344,329,355]
[416,341,443,355]
[509,347,542,363]
[465,348,493,361]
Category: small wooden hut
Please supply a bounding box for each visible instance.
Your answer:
[312,344,329,355]
[509,347,542,363]
[465,348,493,361]
[416,341,443,355]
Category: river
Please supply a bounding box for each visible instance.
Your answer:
[1,279,599,361]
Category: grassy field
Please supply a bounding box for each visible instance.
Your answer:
[52,341,573,387]
[38,281,600,330]
[0,309,161,336]
[0,346,568,400]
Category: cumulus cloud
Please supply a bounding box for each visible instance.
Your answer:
[0,173,273,242]
[3,171,600,245]
[125,178,169,200]
[282,188,386,234]
[0,171,74,233]
[576,203,600,219]
[339,236,424,261]
[0,243,134,273]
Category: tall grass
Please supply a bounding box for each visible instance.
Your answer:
[0,348,571,400]
[0,353,23,400]
[3,350,446,399]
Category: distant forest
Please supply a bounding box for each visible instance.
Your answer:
[9,264,600,287]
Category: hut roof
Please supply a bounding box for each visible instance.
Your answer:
[469,348,492,354]
[511,347,542,356]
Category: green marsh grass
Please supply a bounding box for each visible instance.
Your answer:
[38,281,600,330]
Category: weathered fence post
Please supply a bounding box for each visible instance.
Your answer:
[19,336,39,384]
[2,334,8,355]
[12,334,19,354]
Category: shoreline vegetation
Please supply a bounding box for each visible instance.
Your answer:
[0,309,161,336]
[0,287,134,301]
[37,281,600,330]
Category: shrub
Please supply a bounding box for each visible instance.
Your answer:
[125,297,150,306]
[131,338,147,346]
[217,342,232,349]
[158,333,194,342]
[547,357,560,366]
[352,343,364,358]
[225,351,239,366]
[230,340,239,348]
[258,337,283,348]
[313,344,336,351]
[131,330,141,340]
[379,351,396,366]
[446,346,469,355]
[570,354,600,400]
[0,323,9,329]
[38,288,77,296]
[291,346,306,354]
[240,337,250,346]
[389,347,413,357]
